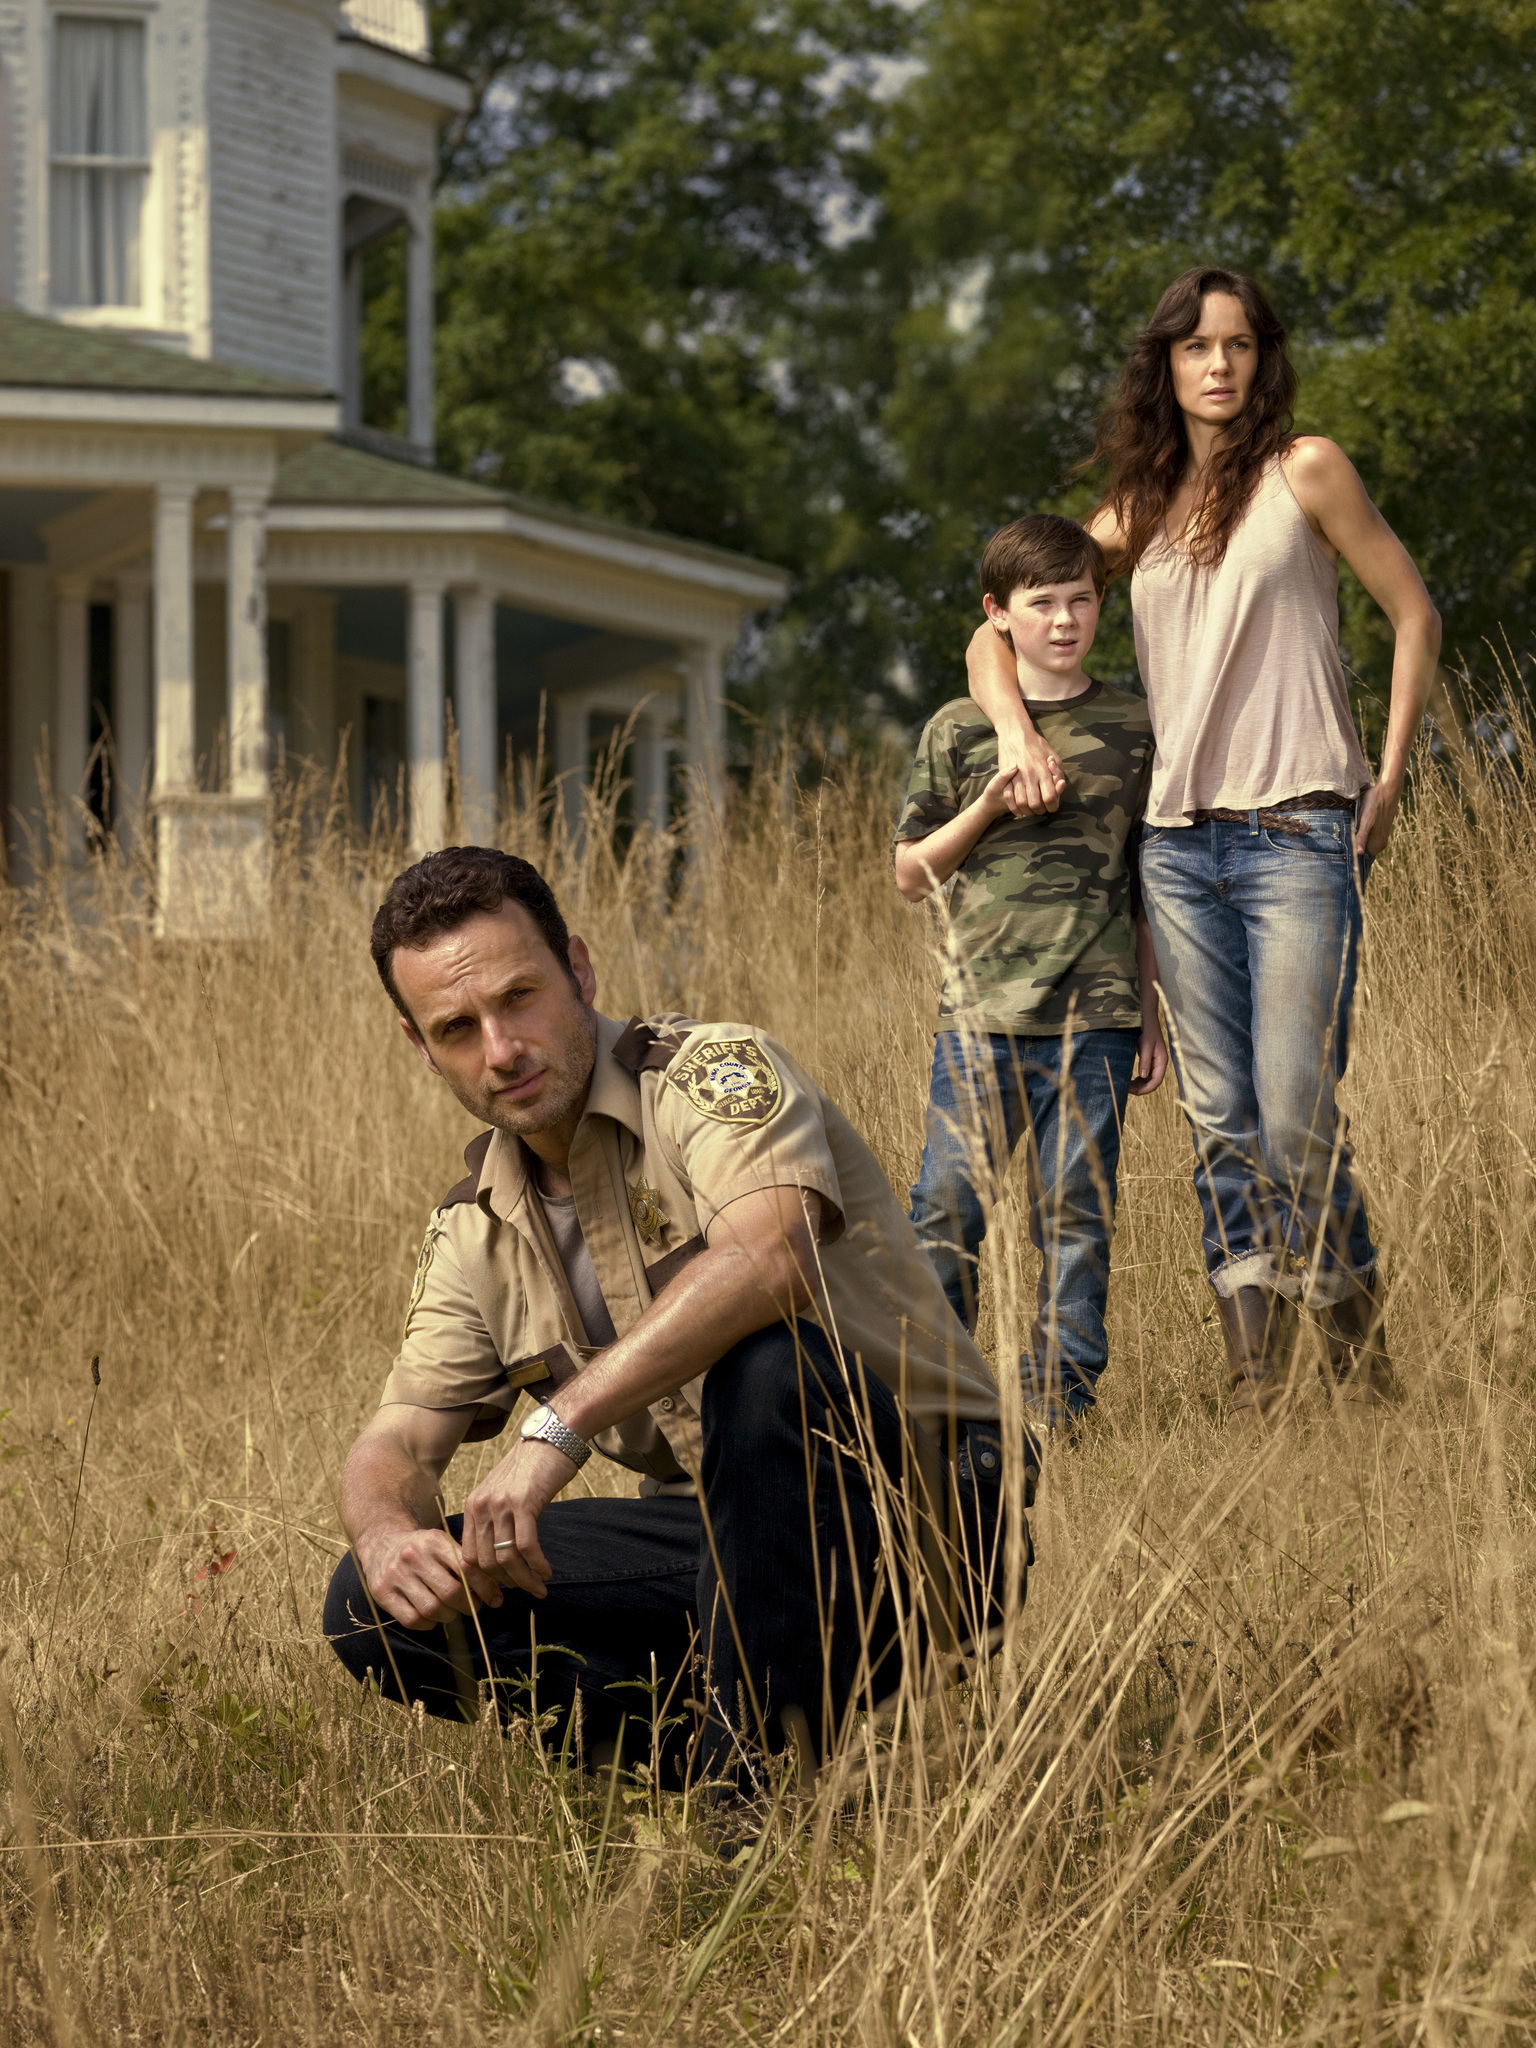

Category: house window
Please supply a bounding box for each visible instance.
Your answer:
[50,17,149,308]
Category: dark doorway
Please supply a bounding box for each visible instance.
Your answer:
[363,693,405,829]
[86,600,113,841]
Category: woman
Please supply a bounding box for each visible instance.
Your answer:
[966,267,1440,1414]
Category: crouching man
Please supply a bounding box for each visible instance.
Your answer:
[325,847,1030,1785]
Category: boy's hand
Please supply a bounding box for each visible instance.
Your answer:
[979,764,1020,821]
[1128,1021,1166,1096]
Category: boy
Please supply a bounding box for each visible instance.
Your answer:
[894,513,1165,1430]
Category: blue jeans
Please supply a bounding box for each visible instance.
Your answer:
[908,1029,1137,1420]
[1138,809,1375,1302]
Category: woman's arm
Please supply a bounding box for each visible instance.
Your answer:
[965,503,1128,816]
[893,768,1015,902]
[1283,438,1442,856]
[964,625,1066,816]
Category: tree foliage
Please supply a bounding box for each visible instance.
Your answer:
[418,0,1536,734]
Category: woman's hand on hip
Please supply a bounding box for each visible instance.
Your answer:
[1355,778,1400,857]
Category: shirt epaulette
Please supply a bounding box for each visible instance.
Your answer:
[610,1016,688,1075]
[442,1129,494,1208]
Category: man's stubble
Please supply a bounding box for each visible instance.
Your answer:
[453,997,598,1140]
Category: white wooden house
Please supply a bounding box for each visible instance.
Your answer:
[0,0,789,928]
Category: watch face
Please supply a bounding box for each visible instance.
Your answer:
[521,1404,550,1438]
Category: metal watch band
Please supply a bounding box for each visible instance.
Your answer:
[521,1403,592,1469]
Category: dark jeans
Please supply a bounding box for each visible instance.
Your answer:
[908,1029,1137,1421]
[324,1321,1021,1782]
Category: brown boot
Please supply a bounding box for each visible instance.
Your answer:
[1314,1271,1394,1403]
[1214,1285,1299,1417]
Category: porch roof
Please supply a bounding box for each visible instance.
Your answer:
[271,435,791,591]
[0,306,330,400]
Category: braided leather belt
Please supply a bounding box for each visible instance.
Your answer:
[1188,789,1358,836]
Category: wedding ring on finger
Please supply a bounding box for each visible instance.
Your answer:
[493,1539,519,1552]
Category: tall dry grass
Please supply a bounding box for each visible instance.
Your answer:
[1,710,1534,2045]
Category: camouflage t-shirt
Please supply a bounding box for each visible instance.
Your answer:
[895,681,1154,1035]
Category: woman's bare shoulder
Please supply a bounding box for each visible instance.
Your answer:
[1281,436,1358,488]
[1281,437,1370,528]
[1086,500,1132,577]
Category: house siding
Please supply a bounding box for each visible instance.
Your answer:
[0,1,35,312]
[207,0,335,388]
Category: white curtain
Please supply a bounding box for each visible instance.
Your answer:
[50,19,147,307]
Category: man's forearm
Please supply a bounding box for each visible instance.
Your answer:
[552,1233,814,1443]
[340,1434,444,1551]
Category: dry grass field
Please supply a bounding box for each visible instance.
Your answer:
[1,711,1534,2046]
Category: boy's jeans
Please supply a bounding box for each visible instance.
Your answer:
[1138,809,1376,1304]
[908,1028,1137,1422]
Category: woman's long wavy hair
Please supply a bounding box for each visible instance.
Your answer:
[1090,266,1298,572]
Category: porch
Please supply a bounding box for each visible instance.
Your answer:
[0,318,788,930]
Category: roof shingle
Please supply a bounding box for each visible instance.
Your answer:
[0,306,330,398]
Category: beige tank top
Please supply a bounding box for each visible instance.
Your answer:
[1131,455,1371,826]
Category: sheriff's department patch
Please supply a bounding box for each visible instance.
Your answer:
[669,1036,783,1126]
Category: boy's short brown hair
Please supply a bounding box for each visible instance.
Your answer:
[980,514,1105,605]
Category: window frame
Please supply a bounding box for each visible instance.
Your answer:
[46,2,161,326]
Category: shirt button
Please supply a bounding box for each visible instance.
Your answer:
[657,1396,675,1413]
[979,1449,997,1472]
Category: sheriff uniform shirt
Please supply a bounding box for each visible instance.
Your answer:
[379,1011,1001,1488]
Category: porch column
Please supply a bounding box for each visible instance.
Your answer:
[631,712,670,835]
[227,486,268,799]
[113,568,151,849]
[454,585,497,843]
[153,484,196,798]
[681,640,727,812]
[340,251,363,433]
[408,578,445,855]
[54,572,90,853]
[554,694,587,840]
[406,208,435,456]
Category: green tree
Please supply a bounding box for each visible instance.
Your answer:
[415,0,1536,736]
[1276,0,1536,694]
[425,1,909,625]
[866,0,1296,705]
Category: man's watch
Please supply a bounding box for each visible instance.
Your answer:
[519,1403,592,1470]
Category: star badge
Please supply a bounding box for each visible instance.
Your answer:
[628,1181,668,1246]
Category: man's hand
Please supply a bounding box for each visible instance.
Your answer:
[459,1437,582,1599]
[341,1402,492,1631]
[353,1522,504,1632]
[1354,777,1400,858]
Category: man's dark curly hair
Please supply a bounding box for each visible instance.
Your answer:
[370,847,574,1021]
